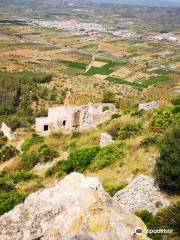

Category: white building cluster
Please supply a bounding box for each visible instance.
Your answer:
[33,20,108,36]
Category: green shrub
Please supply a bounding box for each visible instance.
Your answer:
[39,144,58,163]
[103,90,116,103]
[141,134,162,147]
[71,131,81,139]
[106,120,121,138]
[151,108,176,132]
[157,202,180,238]
[7,171,37,183]
[89,143,125,171]
[21,149,40,170]
[0,171,36,191]
[0,131,7,148]
[0,145,18,163]
[171,95,180,106]
[0,191,27,216]
[111,113,121,120]
[135,210,162,240]
[45,160,65,177]
[5,117,21,131]
[103,181,127,197]
[0,179,14,191]
[118,124,141,140]
[173,105,180,114]
[65,146,100,173]
[35,108,48,118]
[21,133,44,152]
[155,120,180,193]
[131,109,144,117]
[102,106,109,112]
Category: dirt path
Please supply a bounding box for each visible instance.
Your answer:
[85,41,101,73]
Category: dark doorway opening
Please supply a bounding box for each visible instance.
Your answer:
[44,125,48,131]
[63,120,66,126]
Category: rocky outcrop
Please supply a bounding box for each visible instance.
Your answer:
[0,173,147,240]
[114,175,170,213]
[100,133,114,147]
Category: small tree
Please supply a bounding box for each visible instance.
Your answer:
[155,119,180,193]
[103,90,116,103]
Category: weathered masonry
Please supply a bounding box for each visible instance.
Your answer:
[35,103,115,135]
[1,122,15,141]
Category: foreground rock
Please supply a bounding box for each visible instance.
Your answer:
[0,173,147,240]
[114,175,170,213]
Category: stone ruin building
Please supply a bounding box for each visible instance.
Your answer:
[35,103,115,135]
[1,122,16,141]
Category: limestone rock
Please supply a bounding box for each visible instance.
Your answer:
[114,175,170,213]
[100,133,114,147]
[0,173,147,240]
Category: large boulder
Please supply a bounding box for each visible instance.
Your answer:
[100,133,114,147]
[114,175,170,213]
[0,173,147,240]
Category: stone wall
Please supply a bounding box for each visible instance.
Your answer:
[114,175,170,213]
[0,122,15,141]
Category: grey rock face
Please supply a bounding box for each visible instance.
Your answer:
[0,173,147,240]
[100,133,114,147]
[114,175,170,213]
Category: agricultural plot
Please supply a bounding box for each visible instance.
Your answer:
[85,61,127,76]
[106,74,169,89]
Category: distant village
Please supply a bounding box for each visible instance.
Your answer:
[32,19,180,45]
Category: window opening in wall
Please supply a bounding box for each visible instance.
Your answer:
[44,125,49,131]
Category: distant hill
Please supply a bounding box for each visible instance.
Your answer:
[0,0,180,8]
[91,0,180,7]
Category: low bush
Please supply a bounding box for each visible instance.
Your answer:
[0,179,14,191]
[141,134,162,148]
[71,131,81,139]
[135,210,162,240]
[0,171,37,191]
[46,146,100,176]
[102,106,109,112]
[39,144,58,163]
[35,108,48,118]
[171,95,180,106]
[21,149,40,170]
[151,108,176,132]
[65,146,100,173]
[0,191,27,216]
[103,90,116,103]
[21,133,44,152]
[111,113,121,120]
[118,124,141,140]
[89,142,125,171]
[45,160,65,177]
[5,117,21,131]
[136,202,180,239]
[7,171,37,183]
[131,109,144,117]
[0,145,18,163]
[0,131,7,148]
[106,120,121,138]
[103,181,127,197]
[157,202,180,238]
